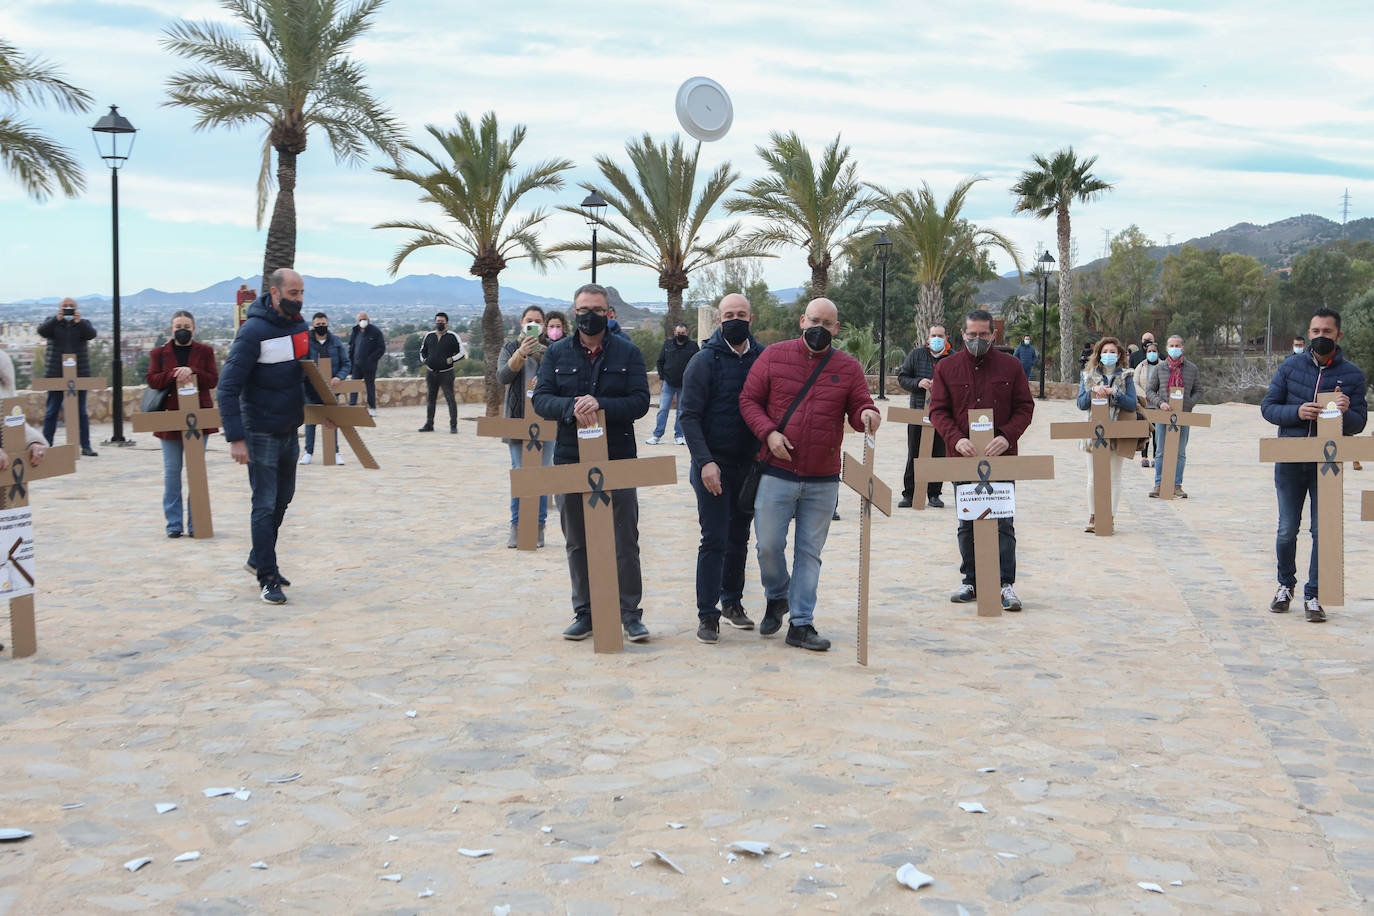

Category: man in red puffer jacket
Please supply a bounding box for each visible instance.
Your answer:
[740,298,880,652]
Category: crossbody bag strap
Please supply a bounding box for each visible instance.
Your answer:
[757,348,835,461]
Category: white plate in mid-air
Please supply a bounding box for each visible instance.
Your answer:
[675,76,733,142]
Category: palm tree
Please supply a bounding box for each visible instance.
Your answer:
[724,131,875,297]
[162,0,403,286]
[870,178,1021,334]
[553,133,768,331]
[0,38,93,200]
[1011,148,1113,381]
[374,112,572,415]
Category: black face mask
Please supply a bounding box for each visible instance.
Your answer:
[803,325,832,351]
[721,318,750,346]
[173,329,193,346]
[435,322,446,332]
[314,326,328,337]
[279,297,303,318]
[1309,335,1336,357]
[577,310,609,336]
[675,333,688,344]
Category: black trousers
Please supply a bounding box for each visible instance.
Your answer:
[349,370,377,409]
[557,488,642,622]
[903,423,946,501]
[957,517,1016,587]
[425,369,456,427]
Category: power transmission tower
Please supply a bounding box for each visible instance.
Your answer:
[1102,228,1112,259]
[1164,232,1174,247]
[1341,188,1352,238]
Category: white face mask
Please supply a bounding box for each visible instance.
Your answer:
[1293,345,1304,355]
[359,319,368,328]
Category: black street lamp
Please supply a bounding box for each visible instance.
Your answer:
[92,105,137,446]
[873,231,893,400]
[1036,249,1055,400]
[580,190,608,283]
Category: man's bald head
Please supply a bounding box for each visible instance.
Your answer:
[801,297,838,330]
[718,292,751,320]
[268,268,304,316]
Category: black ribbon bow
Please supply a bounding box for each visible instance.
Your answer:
[1321,440,1341,476]
[66,379,77,398]
[184,413,201,441]
[526,423,543,452]
[586,467,611,507]
[1092,424,1108,449]
[8,459,25,502]
[974,460,994,494]
[1168,413,1179,432]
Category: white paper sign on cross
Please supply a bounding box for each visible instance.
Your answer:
[841,430,891,666]
[1141,386,1211,500]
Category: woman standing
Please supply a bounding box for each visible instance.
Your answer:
[1076,336,1136,533]
[146,310,219,537]
[496,306,556,547]
[1132,340,1160,467]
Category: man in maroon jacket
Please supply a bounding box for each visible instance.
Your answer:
[740,298,880,651]
[928,308,1036,611]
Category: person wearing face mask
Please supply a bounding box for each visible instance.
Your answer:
[217,267,312,605]
[739,298,880,652]
[1145,334,1200,498]
[1291,337,1305,357]
[1076,337,1137,533]
[648,322,699,445]
[37,297,98,457]
[298,312,349,466]
[896,323,951,508]
[347,311,385,416]
[1129,332,1156,369]
[1132,341,1161,467]
[1262,307,1368,623]
[544,311,568,342]
[418,311,466,433]
[0,349,49,479]
[497,305,556,547]
[1013,334,1038,382]
[929,309,1035,612]
[146,310,219,537]
[679,293,765,644]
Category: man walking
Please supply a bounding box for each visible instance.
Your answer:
[218,268,313,605]
[418,312,465,433]
[929,309,1035,611]
[299,312,349,466]
[680,293,762,645]
[739,297,879,652]
[1261,307,1367,623]
[1146,334,1200,498]
[348,311,385,415]
[1013,334,1037,382]
[648,322,698,445]
[532,283,652,643]
[896,323,950,508]
[38,297,98,456]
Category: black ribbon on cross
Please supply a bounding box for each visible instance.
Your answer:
[1321,440,1341,476]
[586,467,611,507]
[974,460,994,494]
[184,413,201,441]
[866,477,874,503]
[8,459,25,502]
[526,423,543,452]
[1168,413,1179,432]
[1092,424,1108,449]
[66,379,77,398]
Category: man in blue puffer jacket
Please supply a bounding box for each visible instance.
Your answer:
[1260,306,1368,623]
[678,293,764,645]
[218,268,310,605]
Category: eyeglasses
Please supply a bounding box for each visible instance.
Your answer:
[574,307,608,316]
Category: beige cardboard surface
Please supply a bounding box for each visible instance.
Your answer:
[841,431,892,666]
[886,405,935,510]
[476,415,559,551]
[132,402,221,540]
[1141,387,1213,499]
[31,355,106,450]
[1049,399,1148,536]
[300,359,378,469]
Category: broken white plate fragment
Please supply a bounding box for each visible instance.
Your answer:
[728,841,770,856]
[265,773,302,784]
[380,874,402,882]
[957,802,988,814]
[459,848,494,858]
[646,849,684,874]
[976,767,996,773]
[418,888,434,898]
[61,803,84,810]
[406,711,417,718]
[249,861,268,870]
[0,829,33,842]
[666,822,685,829]
[896,863,934,890]
[203,787,236,798]
[233,789,251,801]
[1138,882,1164,893]
[155,803,178,815]
[173,851,201,863]
[493,906,512,916]
[124,857,152,873]
[571,855,599,864]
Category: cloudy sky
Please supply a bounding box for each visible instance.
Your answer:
[3,0,1373,305]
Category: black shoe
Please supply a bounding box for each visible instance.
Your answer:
[417,424,434,432]
[167,530,182,539]
[696,617,720,644]
[832,511,841,521]
[81,447,98,457]
[720,600,754,630]
[450,426,458,434]
[562,617,593,640]
[243,562,290,587]
[927,495,945,509]
[786,623,830,651]
[898,497,914,508]
[260,580,287,604]
[1305,597,1327,623]
[623,619,650,642]
[760,597,788,637]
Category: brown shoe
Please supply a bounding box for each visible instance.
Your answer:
[1084,514,1095,533]
[1174,487,1188,499]
[1148,487,1160,498]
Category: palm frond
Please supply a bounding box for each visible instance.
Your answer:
[0,116,85,200]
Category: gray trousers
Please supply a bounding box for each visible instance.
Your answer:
[557,488,643,622]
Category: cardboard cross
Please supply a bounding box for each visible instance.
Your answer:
[300,358,378,468]
[475,414,559,551]
[131,391,221,539]
[1048,398,1149,536]
[336,378,367,403]
[0,398,77,658]
[913,408,1055,617]
[1141,386,1211,500]
[510,410,677,653]
[841,429,891,666]
[31,354,105,449]
[1260,405,1374,606]
[887,405,937,511]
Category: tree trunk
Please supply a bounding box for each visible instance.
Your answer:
[809,252,831,299]
[665,287,684,333]
[917,282,944,339]
[261,148,297,288]
[480,273,503,416]
[1056,205,1074,384]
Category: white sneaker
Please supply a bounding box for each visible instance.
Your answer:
[1000,584,1022,611]
[367,408,376,418]
[298,452,313,465]
[674,436,687,445]
[335,452,344,465]
[644,435,662,445]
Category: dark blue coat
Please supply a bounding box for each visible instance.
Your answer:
[37,316,97,376]
[679,328,763,468]
[531,331,650,464]
[348,323,386,375]
[217,294,308,441]
[1261,347,1368,438]
[303,331,350,405]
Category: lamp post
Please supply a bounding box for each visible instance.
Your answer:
[92,105,137,446]
[580,190,608,283]
[873,231,893,400]
[1036,249,1055,400]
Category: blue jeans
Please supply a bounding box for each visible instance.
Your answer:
[160,437,206,534]
[690,460,753,620]
[508,440,554,525]
[1275,462,1319,599]
[244,429,298,584]
[1153,424,1189,488]
[752,473,838,627]
[652,382,683,438]
[42,390,91,449]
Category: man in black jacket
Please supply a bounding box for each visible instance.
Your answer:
[895,323,950,508]
[648,322,698,445]
[348,311,385,415]
[679,293,761,644]
[38,298,98,456]
[532,283,652,643]
[418,311,466,433]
